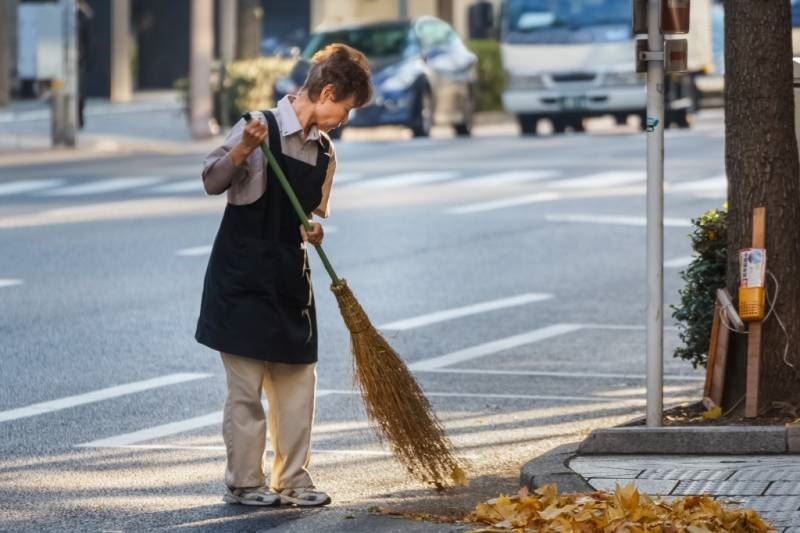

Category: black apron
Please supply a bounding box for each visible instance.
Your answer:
[195,111,330,364]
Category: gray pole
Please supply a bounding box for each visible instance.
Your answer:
[398,0,408,19]
[110,0,132,103]
[0,0,15,107]
[53,0,78,147]
[645,0,665,426]
[219,0,237,128]
[189,0,216,139]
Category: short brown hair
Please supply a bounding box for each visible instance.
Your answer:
[303,44,373,107]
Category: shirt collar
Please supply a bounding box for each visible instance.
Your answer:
[277,95,321,143]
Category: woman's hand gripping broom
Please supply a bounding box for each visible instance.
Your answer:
[244,113,466,488]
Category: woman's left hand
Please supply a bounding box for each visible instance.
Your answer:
[300,222,324,246]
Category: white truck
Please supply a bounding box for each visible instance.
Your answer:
[497,0,714,135]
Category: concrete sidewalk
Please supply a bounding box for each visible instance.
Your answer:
[522,437,800,532]
[0,91,222,164]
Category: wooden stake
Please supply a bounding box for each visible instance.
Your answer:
[709,310,730,407]
[704,301,722,398]
[745,207,766,418]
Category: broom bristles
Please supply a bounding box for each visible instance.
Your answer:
[331,280,466,488]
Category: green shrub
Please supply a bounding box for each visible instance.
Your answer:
[467,39,504,112]
[221,57,295,125]
[671,206,728,369]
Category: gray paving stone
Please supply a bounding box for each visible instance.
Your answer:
[579,427,787,454]
[757,511,800,528]
[766,482,800,496]
[730,466,800,481]
[638,468,735,481]
[672,480,769,496]
[588,478,678,495]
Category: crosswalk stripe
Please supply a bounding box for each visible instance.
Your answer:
[148,179,203,194]
[77,390,337,447]
[379,293,553,331]
[409,324,583,371]
[0,279,23,288]
[446,192,562,214]
[665,256,694,268]
[551,171,645,189]
[176,245,213,257]
[39,176,165,196]
[462,170,560,187]
[417,368,704,382]
[347,171,459,189]
[0,373,212,423]
[669,176,727,192]
[545,214,692,227]
[0,179,65,196]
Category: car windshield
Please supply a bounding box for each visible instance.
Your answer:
[793,0,800,27]
[502,0,632,44]
[302,24,411,59]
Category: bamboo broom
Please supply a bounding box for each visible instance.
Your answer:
[244,114,465,488]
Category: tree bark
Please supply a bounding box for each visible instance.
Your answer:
[725,0,800,409]
[236,0,262,60]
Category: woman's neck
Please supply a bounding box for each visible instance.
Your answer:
[290,92,316,137]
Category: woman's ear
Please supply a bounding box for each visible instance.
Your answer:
[320,84,337,103]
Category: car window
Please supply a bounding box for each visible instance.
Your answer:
[303,23,412,59]
[793,0,800,28]
[415,19,458,51]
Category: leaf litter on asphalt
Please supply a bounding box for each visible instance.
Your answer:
[467,483,775,532]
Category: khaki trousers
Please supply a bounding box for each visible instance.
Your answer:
[220,352,316,491]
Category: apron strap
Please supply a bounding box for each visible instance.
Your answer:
[261,110,286,242]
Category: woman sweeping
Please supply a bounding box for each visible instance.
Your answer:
[195,44,373,507]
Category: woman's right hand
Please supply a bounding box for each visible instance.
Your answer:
[231,118,268,166]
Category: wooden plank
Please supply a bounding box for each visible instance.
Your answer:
[709,313,731,407]
[704,301,722,397]
[745,206,766,418]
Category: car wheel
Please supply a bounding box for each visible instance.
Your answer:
[411,88,433,138]
[518,114,538,136]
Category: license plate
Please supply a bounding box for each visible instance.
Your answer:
[560,96,587,110]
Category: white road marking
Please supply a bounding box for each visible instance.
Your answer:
[551,171,645,189]
[148,179,203,194]
[82,443,393,457]
[665,256,694,268]
[545,214,692,227]
[0,373,212,424]
[669,176,727,192]
[347,171,459,189]
[332,172,363,184]
[176,245,213,257]
[379,293,553,331]
[40,176,165,196]
[320,389,627,403]
[0,279,23,288]
[463,170,560,187]
[446,192,562,215]
[0,179,65,196]
[77,390,337,447]
[417,368,704,382]
[409,324,583,371]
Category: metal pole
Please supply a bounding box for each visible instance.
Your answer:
[110,0,132,103]
[219,0,237,128]
[54,0,78,147]
[645,0,665,427]
[189,0,216,138]
[398,0,408,19]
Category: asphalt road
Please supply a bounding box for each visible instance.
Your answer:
[0,114,724,532]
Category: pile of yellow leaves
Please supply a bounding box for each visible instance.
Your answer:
[468,484,774,532]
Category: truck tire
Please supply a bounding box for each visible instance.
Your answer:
[518,115,538,136]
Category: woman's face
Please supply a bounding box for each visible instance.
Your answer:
[314,85,358,132]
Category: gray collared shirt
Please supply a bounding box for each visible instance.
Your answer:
[201,95,336,218]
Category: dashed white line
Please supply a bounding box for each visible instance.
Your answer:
[545,214,692,227]
[148,179,202,194]
[0,279,23,288]
[0,373,213,424]
[40,176,165,196]
[379,293,553,331]
[409,324,583,371]
[347,171,459,189]
[463,170,560,187]
[446,192,562,214]
[176,245,213,257]
[416,368,704,382]
[0,179,65,196]
[665,256,694,268]
[550,171,645,189]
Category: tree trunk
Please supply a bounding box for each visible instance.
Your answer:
[724,0,800,410]
[236,0,263,60]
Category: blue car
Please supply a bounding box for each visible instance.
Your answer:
[273,17,478,138]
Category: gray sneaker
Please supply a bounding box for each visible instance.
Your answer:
[278,487,331,507]
[223,486,281,506]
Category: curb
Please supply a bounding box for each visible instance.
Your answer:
[519,442,593,493]
[579,426,800,455]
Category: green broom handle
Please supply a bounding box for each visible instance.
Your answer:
[243,113,341,284]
